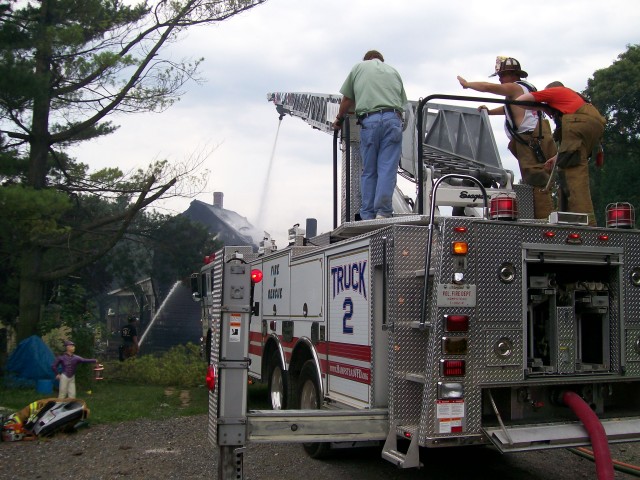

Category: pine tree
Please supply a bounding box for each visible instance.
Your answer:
[0,0,267,339]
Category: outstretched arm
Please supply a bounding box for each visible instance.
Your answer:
[457,76,522,97]
[458,76,516,116]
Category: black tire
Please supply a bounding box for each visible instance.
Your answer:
[267,351,287,410]
[298,360,331,459]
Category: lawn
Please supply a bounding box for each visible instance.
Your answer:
[1,344,271,425]
[0,379,270,425]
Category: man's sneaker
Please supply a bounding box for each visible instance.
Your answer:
[376,213,392,219]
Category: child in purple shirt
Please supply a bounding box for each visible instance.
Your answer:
[51,340,97,399]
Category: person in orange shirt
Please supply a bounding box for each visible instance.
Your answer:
[516,81,606,226]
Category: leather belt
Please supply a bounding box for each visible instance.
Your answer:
[358,108,400,120]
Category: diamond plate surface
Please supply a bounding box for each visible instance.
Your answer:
[208,249,225,447]
[371,226,431,429]
[341,128,362,223]
[623,229,640,328]
[625,327,640,376]
[556,306,576,374]
[378,220,640,446]
[484,329,523,368]
[513,184,534,219]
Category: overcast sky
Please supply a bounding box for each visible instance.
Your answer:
[68,0,640,247]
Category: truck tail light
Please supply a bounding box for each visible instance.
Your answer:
[206,364,216,392]
[490,193,518,221]
[443,337,468,355]
[445,314,469,332]
[441,360,465,377]
[606,202,635,228]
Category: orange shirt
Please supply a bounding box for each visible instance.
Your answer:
[530,87,585,114]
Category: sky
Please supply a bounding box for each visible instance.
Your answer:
[68,0,640,248]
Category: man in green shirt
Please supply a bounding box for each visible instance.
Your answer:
[333,50,407,220]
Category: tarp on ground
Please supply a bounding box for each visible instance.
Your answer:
[5,335,56,388]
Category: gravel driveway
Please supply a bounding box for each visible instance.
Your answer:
[1,414,640,479]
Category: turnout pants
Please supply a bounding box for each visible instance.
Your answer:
[556,104,606,226]
[508,119,557,219]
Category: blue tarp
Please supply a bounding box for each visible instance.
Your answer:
[5,335,56,388]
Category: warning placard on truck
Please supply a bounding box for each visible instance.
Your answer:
[229,313,241,342]
[436,399,465,433]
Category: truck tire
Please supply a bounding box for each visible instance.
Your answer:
[298,359,330,459]
[268,351,287,410]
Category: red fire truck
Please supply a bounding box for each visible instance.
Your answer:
[193,92,640,479]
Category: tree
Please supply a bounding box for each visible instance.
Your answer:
[584,44,640,226]
[0,0,267,340]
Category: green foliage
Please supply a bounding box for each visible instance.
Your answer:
[150,213,222,292]
[0,186,71,246]
[106,343,207,387]
[585,44,640,226]
[0,0,266,340]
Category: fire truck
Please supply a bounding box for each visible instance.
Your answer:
[193,92,640,479]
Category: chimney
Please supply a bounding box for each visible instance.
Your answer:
[213,192,224,208]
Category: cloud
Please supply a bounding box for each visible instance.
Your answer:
[68,0,640,246]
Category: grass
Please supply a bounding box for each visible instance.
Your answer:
[0,379,271,425]
[0,344,272,425]
[0,381,209,424]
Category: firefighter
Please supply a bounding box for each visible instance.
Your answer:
[516,81,606,226]
[120,315,139,361]
[457,57,557,219]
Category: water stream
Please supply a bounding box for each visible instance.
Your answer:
[138,280,182,347]
[255,119,282,226]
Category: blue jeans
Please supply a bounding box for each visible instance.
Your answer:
[359,111,403,219]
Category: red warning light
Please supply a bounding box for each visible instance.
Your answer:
[206,365,216,392]
[251,269,263,283]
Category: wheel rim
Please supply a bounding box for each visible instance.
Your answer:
[270,366,284,410]
[300,379,317,409]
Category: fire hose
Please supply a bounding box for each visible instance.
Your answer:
[569,446,640,477]
[563,391,614,480]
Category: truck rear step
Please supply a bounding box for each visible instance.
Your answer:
[484,417,640,453]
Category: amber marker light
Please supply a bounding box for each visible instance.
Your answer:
[451,242,468,255]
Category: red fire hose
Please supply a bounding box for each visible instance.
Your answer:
[563,391,614,480]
